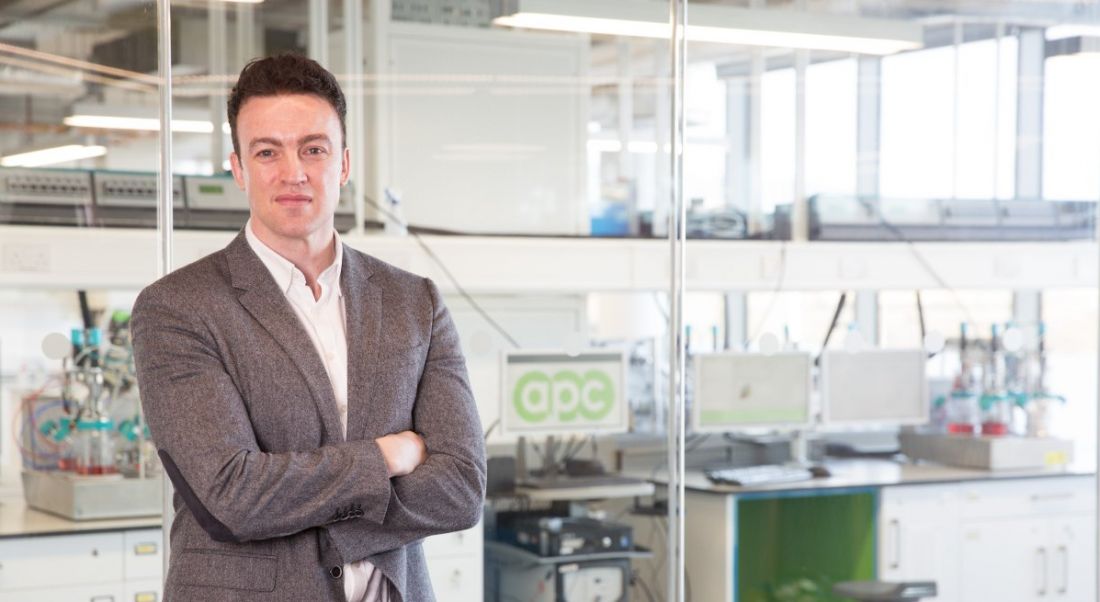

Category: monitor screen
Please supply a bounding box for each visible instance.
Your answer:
[500,350,628,437]
[691,352,813,433]
[820,349,928,426]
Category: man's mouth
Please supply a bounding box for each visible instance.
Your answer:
[275,194,312,205]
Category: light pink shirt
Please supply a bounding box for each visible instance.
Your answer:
[245,221,389,602]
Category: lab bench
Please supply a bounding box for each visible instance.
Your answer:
[0,494,162,602]
[634,459,1096,602]
[0,492,483,602]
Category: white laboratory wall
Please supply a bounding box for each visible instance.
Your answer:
[381,24,588,235]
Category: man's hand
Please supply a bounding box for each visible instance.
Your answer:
[375,431,427,477]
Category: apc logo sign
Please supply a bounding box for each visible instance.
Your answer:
[512,369,616,424]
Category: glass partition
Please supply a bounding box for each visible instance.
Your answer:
[0,1,166,599]
[684,2,1097,602]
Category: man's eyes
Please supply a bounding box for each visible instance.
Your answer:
[252,147,327,159]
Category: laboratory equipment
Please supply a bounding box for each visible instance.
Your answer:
[0,166,357,231]
[691,351,813,433]
[819,349,928,426]
[0,167,94,226]
[898,431,1073,470]
[510,516,633,557]
[92,169,185,228]
[20,317,163,519]
[780,194,1095,241]
[73,417,118,475]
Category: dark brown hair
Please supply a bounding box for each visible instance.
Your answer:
[227,53,347,158]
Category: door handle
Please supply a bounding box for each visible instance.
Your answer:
[1057,545,1068,595]
[889,519,901,570]
[1037,547,1048,597]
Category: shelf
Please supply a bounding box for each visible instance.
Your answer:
[511,480,656,502]
[485,540,653,567]
[0,225,1095,292]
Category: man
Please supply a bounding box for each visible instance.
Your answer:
[131,53,486,601]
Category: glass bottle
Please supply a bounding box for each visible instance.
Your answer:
[75,417,118,476]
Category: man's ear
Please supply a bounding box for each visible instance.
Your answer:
[229,152,246,191]
[340,147,351,187]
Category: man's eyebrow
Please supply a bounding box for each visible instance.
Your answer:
[299,133,333,146]
[247,137,283,150]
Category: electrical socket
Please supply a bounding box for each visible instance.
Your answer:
[2,243,51,273]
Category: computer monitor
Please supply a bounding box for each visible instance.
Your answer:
[691,352,813,433]
[500,350,629,438]
[820,349,928,427]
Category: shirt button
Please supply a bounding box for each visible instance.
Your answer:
[330,566,343,579]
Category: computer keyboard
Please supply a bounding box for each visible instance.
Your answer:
[703,464,814,487]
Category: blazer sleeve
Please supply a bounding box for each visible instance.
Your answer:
[324,278,486,560]
[131,283,393,544]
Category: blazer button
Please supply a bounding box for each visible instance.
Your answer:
[330,566,343,579]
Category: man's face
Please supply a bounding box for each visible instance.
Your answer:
[229,93,349,244]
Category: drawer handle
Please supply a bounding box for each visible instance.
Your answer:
[1057,545,1068,595]
[90,597,115,602]
[889,519,901,570]
[1037,547,1048,597]
[1031,493,1074,502]
[135,592,158,602]
[133,542,159,556]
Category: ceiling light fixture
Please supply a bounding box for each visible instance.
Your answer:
[493,0,923,55]
[64,115,231,134]
[1,144,107,167]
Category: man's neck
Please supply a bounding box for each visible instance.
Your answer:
[249,222,336,294]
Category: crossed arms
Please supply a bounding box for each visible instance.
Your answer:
[131,276,486,559]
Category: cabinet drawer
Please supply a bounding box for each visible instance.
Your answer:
[427,556,482,602]
[0,581,125,602]
[123,530,163,581]
[422,523,482,558]
[956,477,1094,519]
[0,532,124,591]
[124,578,163,602]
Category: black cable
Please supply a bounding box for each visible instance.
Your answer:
[855,197,975,324]
[362,194,521,349]
[633,569,659,602]
[916,290,927,342]
[815,292,847,366]
[483,418,500,441]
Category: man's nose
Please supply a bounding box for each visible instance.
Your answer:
[280,154,307,184]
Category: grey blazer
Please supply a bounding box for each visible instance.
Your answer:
[131,231,486,601]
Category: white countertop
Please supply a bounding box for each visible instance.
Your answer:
[0,472,161,539]
[631,458,1095,495]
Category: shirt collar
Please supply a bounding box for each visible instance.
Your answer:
[244,219,343,298]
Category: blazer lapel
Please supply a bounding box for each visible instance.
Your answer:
[341,247,380,442]
[224,232,345,444]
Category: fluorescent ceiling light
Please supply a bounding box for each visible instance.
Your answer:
[588,139,726,154]
[1045,25,1100,41]
[494,0,923,55]
[1,144,106,167]
[64,115,232,135]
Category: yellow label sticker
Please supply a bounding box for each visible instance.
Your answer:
[134,543,158,556]
[1044,451,1068,466]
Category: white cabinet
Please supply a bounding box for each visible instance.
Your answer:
[424,522,483,602]
[879,477,1095,602]
[878,484,962,600]
[0,529,162,602]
